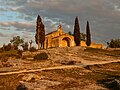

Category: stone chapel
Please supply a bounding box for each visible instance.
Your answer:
[44,25,103,49]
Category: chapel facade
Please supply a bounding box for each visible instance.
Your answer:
[44,25,103,49]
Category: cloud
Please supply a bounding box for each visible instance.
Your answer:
[0,22,35,32]
[3,0,120,23]
[114,5,120,11]
[0,32,7,37]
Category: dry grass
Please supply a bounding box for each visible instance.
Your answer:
[0,62,120,89]
[85,47,120,57]
[0,47,120,89]
[0,74,23,90]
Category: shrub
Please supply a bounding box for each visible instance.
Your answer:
[0,48,3,52]
[17,50,23,58]
[0,50,22,60]
[34,52,48,60]
[4,43,12,51]
[29,47,37,52]
[0,55,12,67]
[21,42,29,51]
[0,55,9,62]
[0,43,12,52]
[109,39,120,48]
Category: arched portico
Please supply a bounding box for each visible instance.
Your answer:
[61,37,71,47]
[59,34,75,47]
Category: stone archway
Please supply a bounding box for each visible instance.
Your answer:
[61,37,71,47]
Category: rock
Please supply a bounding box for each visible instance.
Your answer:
[17,80,61,90]
[60,60,76,65]
[106,79,120,90]
[22,74,41,82]
[16,81,27,90]
[98,78,120,90]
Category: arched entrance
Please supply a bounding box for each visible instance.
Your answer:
[61,37,71,47]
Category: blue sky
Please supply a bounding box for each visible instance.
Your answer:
[0,0,120,47]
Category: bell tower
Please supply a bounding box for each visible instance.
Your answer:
[57,24,62,35]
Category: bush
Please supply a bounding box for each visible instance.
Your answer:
[0,55,12,67]
[21,42,29,51]
[109,39,120,48]
[34,52,48,60]
[0,50,22,60]
[29,47,37,52]
[17,50,23,58]
[4,43,12,51]
[0,43,12,52]
[0,48,3,52]
[0,55,8,62]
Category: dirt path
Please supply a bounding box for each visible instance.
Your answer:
[82,59,120,65]
[0,60,120,76]
[0,65,81,76]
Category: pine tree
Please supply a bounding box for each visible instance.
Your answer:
[35,15,45,49]
[86,21,91,46]
[10,36,24,50]
[74,16,80,46]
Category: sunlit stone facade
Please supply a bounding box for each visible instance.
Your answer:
[44,25,103,49]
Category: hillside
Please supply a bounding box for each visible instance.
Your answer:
[0,46,120,90]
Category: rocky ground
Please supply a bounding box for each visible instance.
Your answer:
[0,46,120,90]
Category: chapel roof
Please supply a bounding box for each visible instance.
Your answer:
[46,30,58,35]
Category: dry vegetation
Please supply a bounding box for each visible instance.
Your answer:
[0,47,120,90]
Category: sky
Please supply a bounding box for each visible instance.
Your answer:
[0,0,120,47]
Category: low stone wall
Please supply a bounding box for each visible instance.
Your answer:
[81,41,103,49]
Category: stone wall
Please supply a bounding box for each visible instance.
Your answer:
[80,41,103,49]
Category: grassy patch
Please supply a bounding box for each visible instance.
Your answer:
[106,50,120,57]
[47,80,79,90]
[0,50,18,56]
[0,74,23,90]
[84,47,107,53]
[0,50,22,59]
[84,47,120,57]
[43,68,85,79]
[34,52,48,60]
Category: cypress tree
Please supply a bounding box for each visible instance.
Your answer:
[40,22,45,49]
[35,15,45,49]
[74,16,80,46]
[86,21,91,46]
